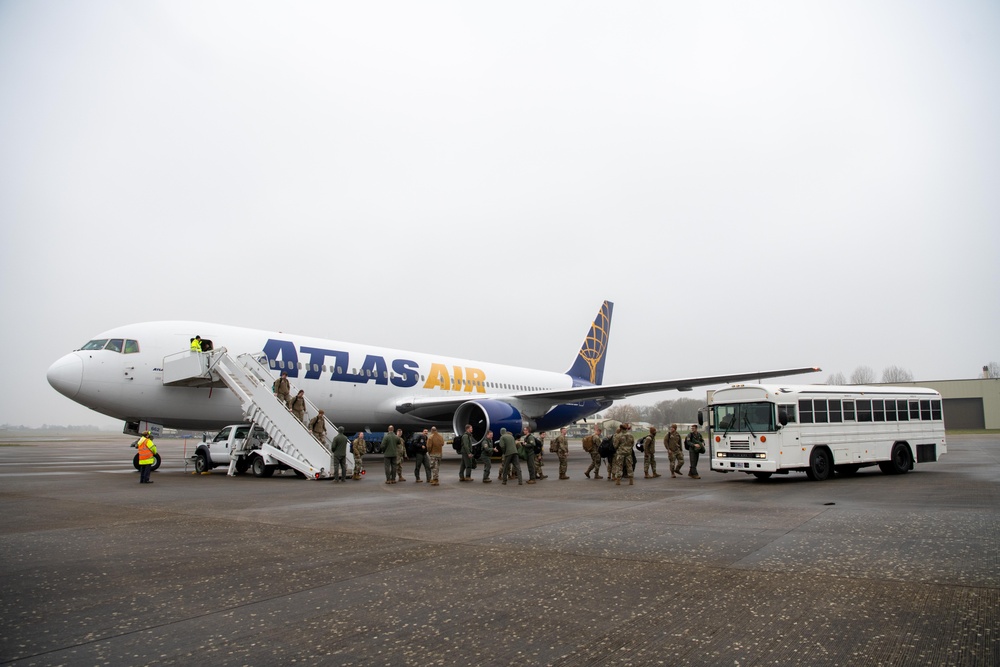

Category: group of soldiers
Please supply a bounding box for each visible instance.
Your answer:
[582,422,706,484]
[273,369,707,486]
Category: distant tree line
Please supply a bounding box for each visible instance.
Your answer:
[603,398,703,427]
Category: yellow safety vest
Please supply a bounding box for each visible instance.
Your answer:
[137,437,157,465]
[190,339,202,352]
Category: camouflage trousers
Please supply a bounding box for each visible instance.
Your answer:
[429,455,441,482]
[643,449,657,475]
[668,448,684,473]
[612,448,634,479]
[479,455,492,481]
[557,452,568,477]
[585,450,603,476]
[396,453,405,480]
[535,453,544,477]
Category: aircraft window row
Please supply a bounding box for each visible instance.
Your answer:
[80,338,140,354]
[798,398,942,424]
[267,358,547,391]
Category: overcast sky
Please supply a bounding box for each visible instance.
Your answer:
[2,1,998,428]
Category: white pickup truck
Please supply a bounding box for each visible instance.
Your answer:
[193,424,273,476]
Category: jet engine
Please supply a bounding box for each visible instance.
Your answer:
[453,400,528,443]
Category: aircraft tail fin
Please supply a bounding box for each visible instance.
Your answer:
[565,301,614,385]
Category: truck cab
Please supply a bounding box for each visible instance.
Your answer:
[193,424,269,475]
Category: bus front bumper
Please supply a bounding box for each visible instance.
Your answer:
[712,459,777,473]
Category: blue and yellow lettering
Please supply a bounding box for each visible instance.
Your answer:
[263,339,299,378]
[391,359,419,388]
[424,363,451,391]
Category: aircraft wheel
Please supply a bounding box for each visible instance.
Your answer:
[133,453,162,471]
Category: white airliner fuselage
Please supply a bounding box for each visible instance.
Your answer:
[47,302,820,438]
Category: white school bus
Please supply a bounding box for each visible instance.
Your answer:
[707,384,947,481]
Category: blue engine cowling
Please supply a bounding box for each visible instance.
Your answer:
[453,400,527,443]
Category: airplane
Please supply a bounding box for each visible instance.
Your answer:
[46,301,820,440]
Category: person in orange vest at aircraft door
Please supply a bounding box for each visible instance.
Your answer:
[137,431,158,484]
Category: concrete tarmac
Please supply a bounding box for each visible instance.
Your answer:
[0,434,997,666]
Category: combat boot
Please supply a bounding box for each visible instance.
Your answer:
[615,477,621,486]
[584,468,591,479]
[594,474,603,479]
[629,476,634,485]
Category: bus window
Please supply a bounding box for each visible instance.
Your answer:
[829,399,843,423]
[843,400,856,421]
[897,400,909,421]
[857,400,872,422]
[932,400,942,420]
[778,404,797,424]
[920,400,931,420]
[798,399,813,424]
[814,399,829,423]
[885,400,897,421]
[873,400,885,422]
[909,401,920,420]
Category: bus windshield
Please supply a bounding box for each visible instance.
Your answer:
[712,402,776,433]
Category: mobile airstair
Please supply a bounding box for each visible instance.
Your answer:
[163,349,338,479]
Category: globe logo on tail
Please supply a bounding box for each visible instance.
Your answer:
[578,301,611,384]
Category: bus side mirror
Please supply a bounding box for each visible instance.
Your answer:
[778,410,788,427]
[697,412,704,427]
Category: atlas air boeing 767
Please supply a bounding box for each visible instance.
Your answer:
[47,301,819,439]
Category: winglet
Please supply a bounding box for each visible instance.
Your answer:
[565,301,614,385]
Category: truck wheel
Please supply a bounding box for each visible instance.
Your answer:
[133,453,162,471]
[251,456,274,478]
[235,458,250,474]
[194,453,210,474]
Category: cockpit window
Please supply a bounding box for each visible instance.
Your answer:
[81,339,109,351]
[124,339,140,354]
[106,339,124,353]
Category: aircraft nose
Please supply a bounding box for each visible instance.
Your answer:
[47,354,83,399]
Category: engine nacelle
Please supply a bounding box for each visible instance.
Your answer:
[453,400,528,443]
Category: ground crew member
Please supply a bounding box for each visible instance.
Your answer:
[190,336,202,353]
[641,426,660,478]
[666,424,684,477]
[331,426,349,482]
[583,425,604,479]
[137,431,157,484]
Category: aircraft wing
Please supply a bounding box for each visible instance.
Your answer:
[395,366,820,419]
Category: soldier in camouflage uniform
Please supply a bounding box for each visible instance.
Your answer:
[552,427,570,479]
[395,428,407,481]
[499,428,522,485]
[685,424,705,479]
[479,430,495,483]
[427,426,444,486]
[534,431,547,479]
[641,426,660,478]
[583,425,604,479]
[352,432,366,479]
[612,423,635,486]
[665,424,684,478]
[521,427,539,483]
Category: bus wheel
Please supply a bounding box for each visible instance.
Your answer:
[879,443,911,475]
[806,448,831,481]
[251,456,275,478]
[752,472,773,481]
